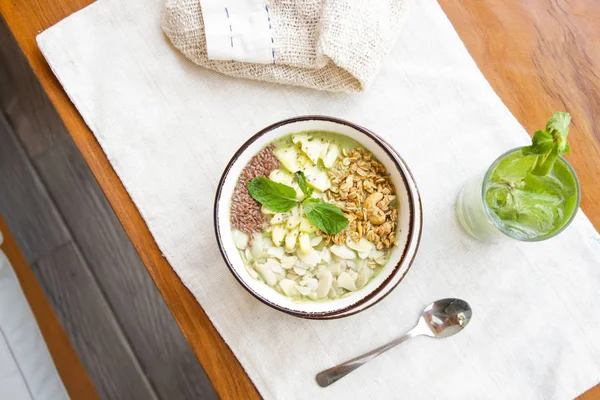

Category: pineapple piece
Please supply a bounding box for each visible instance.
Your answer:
[270,213,287,225]
[293,134,330,164]
[269,169,294,185]
[322,145,340,168]
[292,134,308,145]
[299,217,317,233]
[291,183,304,201]
[261,206,275,215]
[298,232,312,254]
[285,206,301,229]
[296,153,312,168]
[285,228,299,252]
[271,225,286,246]
[303,165,331,192]
[274,147,301,172]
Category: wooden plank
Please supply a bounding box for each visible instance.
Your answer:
[0,17,66,156]
[33,242,158,400]
[0,214,99,400]
[1,0,599,398]
[0,112,70,262]
[34,139,217,400]
[0,3,262,398]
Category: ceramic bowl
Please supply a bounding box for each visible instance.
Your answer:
[214,116,422,319]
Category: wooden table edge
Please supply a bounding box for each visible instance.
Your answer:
[1,0,599,398]
[0,2,260,399]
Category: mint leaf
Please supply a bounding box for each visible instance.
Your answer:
[302,198,349,235]
[522,130,553,156]
[547,112,570,156]
[525,112,572,176]
[294,171,313,198]
[247,177,297,212]
[546,112,570,138]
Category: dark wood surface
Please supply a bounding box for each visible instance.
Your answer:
[0,17,65,156]
[33,243,158,399]
[0,110,155,399]
[0,16,217,399]
[34,139,216,399]
[0,112,70,262]
[0,214,99,400]
[1,0,599,398]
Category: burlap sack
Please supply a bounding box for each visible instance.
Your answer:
[162,0,409,92]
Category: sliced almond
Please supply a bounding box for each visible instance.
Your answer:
[338,272,357,291]
[266,247,285,260]
[255,262,277,286]
[346,236,374,253]
[296,248,321,267]
[316,270,333,299]
[330,244,357,260]
[279,279,299,297]
[310,235,323,247]
[232,229,249,250]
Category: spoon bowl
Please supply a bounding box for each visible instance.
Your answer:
[316,298,472,387]
[421,298,472,338]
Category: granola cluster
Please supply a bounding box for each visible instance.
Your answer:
[323,147,398,250]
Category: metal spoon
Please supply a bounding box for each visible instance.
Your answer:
[316,298,472,387]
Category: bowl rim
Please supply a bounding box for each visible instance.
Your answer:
[214,115,422,319]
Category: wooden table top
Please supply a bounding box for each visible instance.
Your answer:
[1,0,599,398]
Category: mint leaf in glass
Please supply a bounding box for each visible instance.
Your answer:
[522,112,571,176]
[522,130,553,156]
[546,112,570,139]
[302,198,349,235]
[247,177,298,212]
[294,171,314,198]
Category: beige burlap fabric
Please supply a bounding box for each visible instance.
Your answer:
[162,0,410,92]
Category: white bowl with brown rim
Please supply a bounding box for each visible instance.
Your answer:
[214,116,422,319]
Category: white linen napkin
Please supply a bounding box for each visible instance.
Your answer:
[162,0,409,92]
[37,0,600,398]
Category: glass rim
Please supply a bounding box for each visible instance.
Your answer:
[480,146,581,242]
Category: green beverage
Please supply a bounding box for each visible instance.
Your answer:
[484,150,578,240]
[457,112,580,242]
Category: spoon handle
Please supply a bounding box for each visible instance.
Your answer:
[316,325,421,387]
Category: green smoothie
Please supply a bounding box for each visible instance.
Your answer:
[484,150,579,240]
[456,111,580,242]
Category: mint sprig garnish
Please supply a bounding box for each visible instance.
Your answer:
[247,177,297,212]
[247,173,348,234]
[522,112,571,176]
[302,198,349,234]
[294,171,314,198]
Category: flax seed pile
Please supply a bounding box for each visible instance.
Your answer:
[230,144,280,234]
